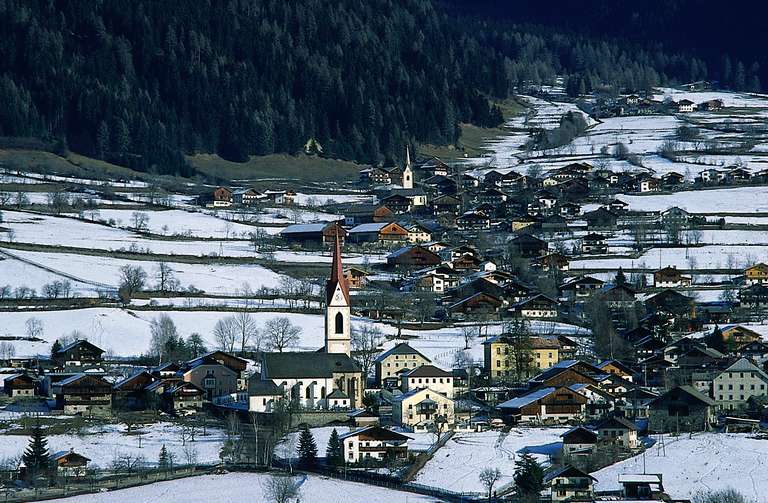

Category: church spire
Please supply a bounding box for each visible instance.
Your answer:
[326,228,349,305]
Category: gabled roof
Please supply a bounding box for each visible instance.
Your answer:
[596,416,638,431]
[721,357,768,381]
[54,339,104,356]
[544,465,596,483]
[404,364,452,378]
[248,379,282,396]
[497,387,555,409]
[262,352,361,379]
[338,425,411,441]
[326,389,349,399]
[375,343,431,363]
[651,385,715,407]
[561,426,598,444]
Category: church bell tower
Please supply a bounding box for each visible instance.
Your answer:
[325,230,351,355]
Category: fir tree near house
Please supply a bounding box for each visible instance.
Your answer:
[22,426,52,484]
[158,444,170,470]
[50,340,62,357]
[707,325,727,353]
[513,452,544,503]
[325,429,343,467]
[297,426,317,468]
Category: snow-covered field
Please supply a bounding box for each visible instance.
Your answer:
[571,244,758,271]
[51,472,440,503]
[414,428,567,494]
[618,186,768,213]
[0,422,225,468]
[593,433,768,501]
[95,208,264,239]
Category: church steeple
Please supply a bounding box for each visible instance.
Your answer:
[402,144,413,189]
[325,230,351,355]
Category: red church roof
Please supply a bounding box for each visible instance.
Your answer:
[326,230,350,304]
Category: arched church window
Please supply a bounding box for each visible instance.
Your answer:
[335,312,344,334]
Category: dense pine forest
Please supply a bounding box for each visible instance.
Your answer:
[0,0,757,176]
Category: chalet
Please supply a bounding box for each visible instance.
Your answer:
[359,167,392,185]
[280,221,346,245]
[559,276,605,301]
[725,167,752,183]
[422,175,457,195]
[162,381,205,414]
[3,373,36,397]
[745,263,768,285]
[112,371,154,410]
[410,267,456,294]
[510,215,537,232]
[618,474,666,500]
[52,340,104,368]
[699,168,726,185]
[416,157,449,178]
[648,385,715,432]
[561,426,597,459]
[343,204,394,226]
[462,173,480,189]
[401,222,433,243]
[383,188,427,208]
[387,245,442,269]
[391,388,454,430]
[51,374,112,416]
[558,202,581,218]
[511,294,559,319]
[182,355,239,400]
[532,253,570,272]
[375,343,432,387]
[344,267,369,289]
[645,289,696,319]
[478,188,508,205]
[350,409,380,428]
[212,186,233,207]
[739,283,768,308]
[497,386,587,423]
[737,341,768,364]
[720,325,762,346]
[52,450,90,478]
[232,188,264,206]
[661,172,685,187]
[595,416,639,449]
[402,365,454,398]
[582,233,607,254]
[448,292,503,319]
[713,358,768,412]
[340,426,411,464]
[636,175,660,193]
[597,360,635,383]
[509,234,547,258]
[653,266,692,288]
[599,284,637,308]
[539,215,569,233]
[348,222,408,244]
[456,210,491,231]
[676,99,696,113]
[379,194,411,213]
[618,388,659,420]
[584,207,618,230]
[431,194,461,215]
[700,98,724,111]
[545,465,596,503]
[661,206,690,228]
[606,198,629,213]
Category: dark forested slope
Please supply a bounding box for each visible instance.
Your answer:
[0,0,750,176]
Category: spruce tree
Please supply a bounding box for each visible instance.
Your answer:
[325,428,343,466]
[513,452,544,502]
[22,426,51,483]
[158,444,170,470]
[50,340,62,357]
[297,426,317,468]
[707,325,726,353]
[615,267,627,286]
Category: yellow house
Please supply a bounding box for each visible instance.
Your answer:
[745,263,768,285]
[374,343,432,386]
[391,387,454,430]
[483,335,560,380]
[511,216,536,232]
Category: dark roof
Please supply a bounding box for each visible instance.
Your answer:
[375,343,431,363]
[338,425,411,441]
[561,426,597,444]
[404,365,452,378]
[54,339,104,356]
[326,389,349,399]
[262,352,361,379]
[248,379,282,396]
[544,465,596,483]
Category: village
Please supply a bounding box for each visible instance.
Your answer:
[4,83,768,503]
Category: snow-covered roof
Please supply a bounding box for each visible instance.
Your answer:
[280,223,331,234]
[348,222,387,233]
[497,387,555,409]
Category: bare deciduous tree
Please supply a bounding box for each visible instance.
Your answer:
[479,467,502,502]
[351,323,383,378]
[155,262,180,292]
[214,316,238,353]
[263,317,302,352]
[264,474,301,503]
[119,265,147,298]
[25,317,44,339]
[130,211,150,231]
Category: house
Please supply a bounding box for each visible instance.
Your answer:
[232,188,264,206]
[391,387,454,430]
[532,253,570,272]
[597,360,635,383]
[456,210,491,231]
[112,371,154,410]
[595,416,639,449]
[4,373,36,397]
[583,207,618,230]
[162,381,205,414]
[401,222,433,243]
[52,449,90,478]
[280,221,346,245]
[52,340,104,368]
[653,266,692,288]
[720,325,762,347]
[182,355,239,401]
[700,98,724,111]
[497,386,587,423]
[212,186,233,207]
[713,358,768,412]
[344,267,369,289]
[559,276,605,301]
[375,343,432,387]
[606,198,629,213]
[511,294,559,319]
[51,374,112,416]
[648,385,715,432]
[248,379,283,413]
[619,474,666,500]
[402,365,454,398]
[360,167,392,185]
[325,389,351,409]
[676,99,696,113]
[545,465,596,503]
[636,175,660,193]
[347,222,408,244]
[431,194,461,215]
[661,206,690,228]
[340,426,411,464]
[378,194,411,213]
[387,245,442,269]
[739,283,768,308]
[581,233,607,254]
[509,234,548,258]
[560,426,598,459]
[448,292,503,319]
[745,263,768,285]
[661,172,685,187]
[558,202,582,218]
[350,409,380,427]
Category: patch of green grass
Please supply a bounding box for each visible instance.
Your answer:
[0,149,141,180]
[188,153,366,184]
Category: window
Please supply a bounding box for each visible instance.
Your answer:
[203,378,216,388]
[751,384,756,391]
[719,384,723,390]
[335,312,344,334]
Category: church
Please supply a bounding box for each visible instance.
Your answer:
[258,235,365,409]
